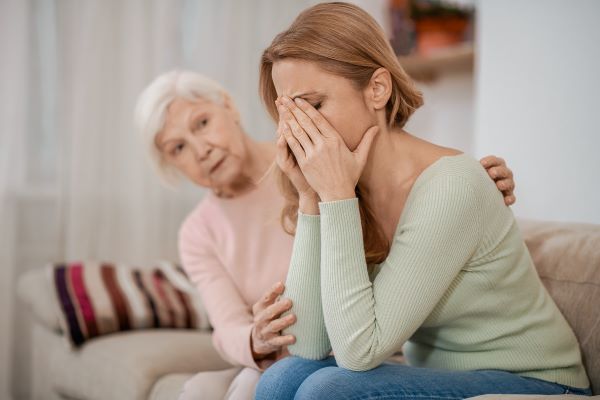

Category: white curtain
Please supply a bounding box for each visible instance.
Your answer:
[0,0,388,398]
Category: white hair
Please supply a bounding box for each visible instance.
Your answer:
[133,70,229,186]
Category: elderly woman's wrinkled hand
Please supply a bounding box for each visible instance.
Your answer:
[250,282,296,362]
[480,155,516,206]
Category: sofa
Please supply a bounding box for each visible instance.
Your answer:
[17,219,600,399]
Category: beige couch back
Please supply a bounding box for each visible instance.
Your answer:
[519,219,600,394]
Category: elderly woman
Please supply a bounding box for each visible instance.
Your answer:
[134,70,517,399]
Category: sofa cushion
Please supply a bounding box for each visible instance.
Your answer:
[519,219,600,394]
[49,260,212,347]
[148,373,192,400]
[50,330,231,400]
[149,368,242,400]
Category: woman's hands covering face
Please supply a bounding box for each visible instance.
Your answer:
[275,96,378,202]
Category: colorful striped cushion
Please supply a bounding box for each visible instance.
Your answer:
[50,261,211,347]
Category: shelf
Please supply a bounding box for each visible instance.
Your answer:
[398,43,474,82]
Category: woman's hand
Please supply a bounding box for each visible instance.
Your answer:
[276,97,378,202]
[275,113,321,214]
[480,155,516,206]
[250,282,296,363]
[275,116,314,198]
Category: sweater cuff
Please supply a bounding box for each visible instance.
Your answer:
[318,197,359,217]
[298,211,321,221]
[319,197,366,269]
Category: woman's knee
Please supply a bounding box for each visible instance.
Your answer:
[255,356,334,400]
[295,367,354,400]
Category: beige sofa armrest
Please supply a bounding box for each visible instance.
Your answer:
[17,267,62,332]
[52,330,232,400]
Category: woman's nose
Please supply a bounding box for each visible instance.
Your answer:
[192,139,212,161]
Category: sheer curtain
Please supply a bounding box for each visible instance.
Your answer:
[0,1,387,398]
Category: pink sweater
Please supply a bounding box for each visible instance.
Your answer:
[178,173,293,369]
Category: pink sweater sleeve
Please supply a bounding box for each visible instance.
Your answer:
[178,210,260,370]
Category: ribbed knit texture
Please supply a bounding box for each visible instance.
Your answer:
[282,213,331,359]
[284,154,590,389]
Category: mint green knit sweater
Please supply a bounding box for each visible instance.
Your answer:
[283,154,589,389]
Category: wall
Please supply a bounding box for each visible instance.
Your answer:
[475,0,600,224]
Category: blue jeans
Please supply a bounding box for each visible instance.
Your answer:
[255,356,593,400]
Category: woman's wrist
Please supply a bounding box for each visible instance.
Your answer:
[318,187,356,203]
[299,191,320,215]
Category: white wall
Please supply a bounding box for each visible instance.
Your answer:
[407,71,475,155]
[475,0,600,224]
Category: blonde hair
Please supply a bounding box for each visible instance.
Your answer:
[133,70,228,186]
[259,2,424,264]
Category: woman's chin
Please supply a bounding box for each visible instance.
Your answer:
[210,167,240,188]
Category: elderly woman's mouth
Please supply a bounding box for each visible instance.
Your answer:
[210,156,227,174]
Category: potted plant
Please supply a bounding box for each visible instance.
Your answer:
[410,0,473,55]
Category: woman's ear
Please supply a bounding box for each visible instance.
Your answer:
[364,68,392,111]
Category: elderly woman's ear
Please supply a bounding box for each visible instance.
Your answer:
[222,92,241,124]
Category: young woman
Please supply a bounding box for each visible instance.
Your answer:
[254,3,591,399]
[134,70,517,399]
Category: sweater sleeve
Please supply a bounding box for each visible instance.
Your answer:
[178,212,260,370]
[318,174,481,371]
[282,213,331,359]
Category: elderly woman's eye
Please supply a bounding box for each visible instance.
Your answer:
[171,143,185,156]
[313,102,322,110]
[196,118,208,130]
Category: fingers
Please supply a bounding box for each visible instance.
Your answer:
[291,97,338,139]
[256,297,292,325]
[481,157,516,207]
[276,127,293,168]
[280,97,323,144]
[277,100,313,153]
[277,103,306,160]
[480,155,505,169]
[504,194,516,206]
[495,178,515,193]
[353,126,379,164]
[267,335,296,347]
[252,281,284,315]
[487,165,513,181]
[261,313,296,336]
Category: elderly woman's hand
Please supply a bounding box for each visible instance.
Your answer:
[480,155,516,206]
[250,282,296,363]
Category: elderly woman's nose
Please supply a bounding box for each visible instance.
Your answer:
[191,139,212,160]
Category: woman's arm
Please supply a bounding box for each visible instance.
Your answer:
[282,211,331,359]
[318,174,481,371]
[179,215,262,369]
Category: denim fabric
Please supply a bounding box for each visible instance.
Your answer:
[255,356,592,400]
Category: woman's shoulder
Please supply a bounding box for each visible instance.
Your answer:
[403,153,508,233]
[413,153,493,194]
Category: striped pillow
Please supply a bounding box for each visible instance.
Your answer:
[50,261,210,347]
